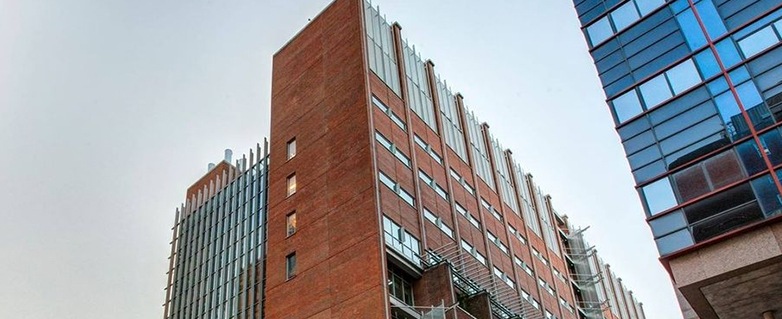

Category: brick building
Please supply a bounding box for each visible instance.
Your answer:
[162,1,647,318]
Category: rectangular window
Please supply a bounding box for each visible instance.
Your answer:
[286,173,297,197]
[383,216,421,264]
[388,267,415,306]
[285,253,297,280]
[286,212,297,237]
[414,134,443,165]
[286,138,296,160]
[375,131,411,167]
[379,171,415,206]
[372,95,406,131]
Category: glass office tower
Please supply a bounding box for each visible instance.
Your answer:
[163,148,269,319]
[573,0,782,317]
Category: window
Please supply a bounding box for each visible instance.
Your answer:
[587,16,613,46]
[640,74,673,107]
[695,0,726,39]
[460,240,487,266]
[286,138,296,160]
[286,173,297,197]
[419,170,448,200]
[487,231,509,255]
[612,89,643,123]
[388,267,414,305]
[383,216,421,264]
[414,135,443,165]
[286,253,297,280]
[642,177,677,216]
[372,95,406,131]
[455,202,481,229]
[611,1,640,30]
[286,212,297,237]
[667,59,700,94]
[379,171,415,206]
[375,131,411,167]
[423,207,454,238]
[739,26,779,58]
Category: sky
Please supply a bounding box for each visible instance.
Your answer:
[0,0,681,318]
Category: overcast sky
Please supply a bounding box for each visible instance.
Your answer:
[0,0,681,318]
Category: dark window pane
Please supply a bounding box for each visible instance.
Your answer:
[690,201,763,242]
[683,183,755,223]
[650,210,687,238]
[761,129,782,166]
[751,175,782,217]
[665,132,729,170]
[704,149,745,189]
[737,140,766,175]
[674,165,710,202]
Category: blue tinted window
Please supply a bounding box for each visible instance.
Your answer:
[737,140,766,175]
[707,76,729,96]
[728,66,750,84]
[650,210,687,237]
[643,177,679,215]
[654,103,717,139]
[649,211,687,237]
[677,9,707,49]
[736,81,764,109]
[738,26,779,58]
[637,0,665,15]
[619,117,652,140]
[655,228,693,255]
[613,89,644,123]
[658,116,724,154]
[634,160,666,184]
[667,59,702,94]
[629,145,663,168]
[695,50,720,78]
[624,130,656,155]
[640,74,673,107]
[751,175,782,217]
[670,0,689,14]
[715,91,752,139]
[612,2,641,30]
[695,1,727,39]
[715,39,742,68]
[588,16,614,46]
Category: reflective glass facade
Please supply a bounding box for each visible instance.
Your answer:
[164,155,268,319]
[574,0,782,256]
